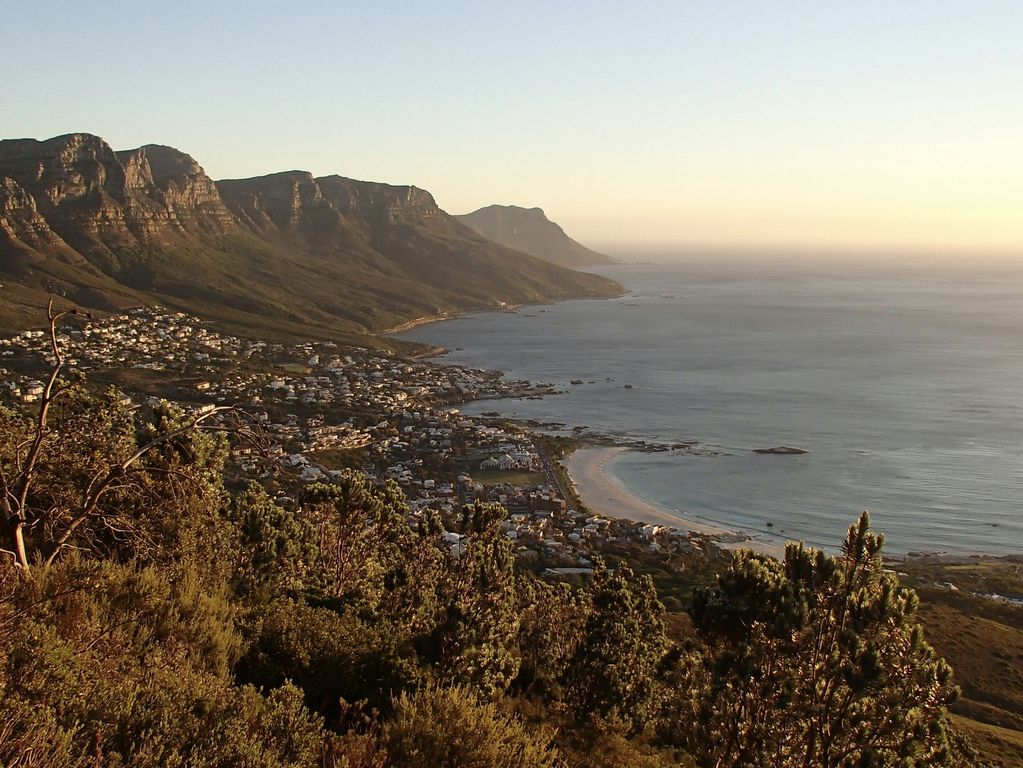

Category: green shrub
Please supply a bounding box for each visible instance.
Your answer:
[237,598,422,718]
[385,683,558,768]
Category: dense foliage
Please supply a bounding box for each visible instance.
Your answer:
[0,375,982,767]
[678,518,969,767]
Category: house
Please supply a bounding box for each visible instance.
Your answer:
[441,531,465,556]
[510,448,534,468]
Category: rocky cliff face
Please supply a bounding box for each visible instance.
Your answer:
[316,176,441,222]
[216,171,327,233]
[217,173,443,239]
[117,144,235,234]
[0,134,135,258]
[456,204,615,268]
[0,133,622,338]
[0,135,233,266]
[0,176,76,258]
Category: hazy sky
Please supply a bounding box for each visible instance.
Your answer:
[5,1,1023,258]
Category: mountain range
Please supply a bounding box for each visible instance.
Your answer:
[456,204,615,269]
[0,134,621,343]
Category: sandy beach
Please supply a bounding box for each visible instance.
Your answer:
[562,446,785,557]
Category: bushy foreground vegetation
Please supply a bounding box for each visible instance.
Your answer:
[0,375,987,766]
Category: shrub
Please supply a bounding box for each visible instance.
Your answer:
[385,683,558,768]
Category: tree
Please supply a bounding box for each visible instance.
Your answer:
[0,558,324,768]
[236,598,422,720]
[566,560,667,732]
[682,512,964,768]
[231,483,317,598]
[435,508,521,698]
[302,473,410,601]
[515,577,588,697]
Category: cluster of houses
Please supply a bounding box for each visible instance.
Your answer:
[0,377,44,404]
[0,307,550,413]
[0,306,723,574]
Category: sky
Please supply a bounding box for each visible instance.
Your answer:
[4,1,1023,259]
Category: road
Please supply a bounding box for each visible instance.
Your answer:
[535,442,567,499]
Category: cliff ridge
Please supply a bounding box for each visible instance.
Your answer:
[0,134,622,340]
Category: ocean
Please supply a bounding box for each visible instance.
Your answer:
[398,260,1023,556]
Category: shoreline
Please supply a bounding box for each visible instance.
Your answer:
[558,445,1014,563]
[386,289,788,556]
[381,301,549,336]
[562,446,785,558]
[384,287,628,339]
[380,312,463,336]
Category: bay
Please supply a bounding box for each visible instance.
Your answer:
[399,260,1023,555]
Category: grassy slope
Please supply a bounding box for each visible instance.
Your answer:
[899,559,1023,766]
[1,223,621,351]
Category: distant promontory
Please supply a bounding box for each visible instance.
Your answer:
[455,204,616,269]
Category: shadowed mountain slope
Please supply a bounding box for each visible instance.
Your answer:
[0,134,621,342]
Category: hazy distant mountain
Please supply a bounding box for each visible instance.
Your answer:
[455,204,615,268]
[0,134,621,341]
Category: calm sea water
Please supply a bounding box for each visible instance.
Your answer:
[399,261,1023,555]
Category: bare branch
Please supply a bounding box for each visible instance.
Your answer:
[4,303,263,571]
[3,300,85,572]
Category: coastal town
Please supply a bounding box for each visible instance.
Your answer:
[0,307,732,577]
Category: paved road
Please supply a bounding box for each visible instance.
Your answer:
[535,442,566,499]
